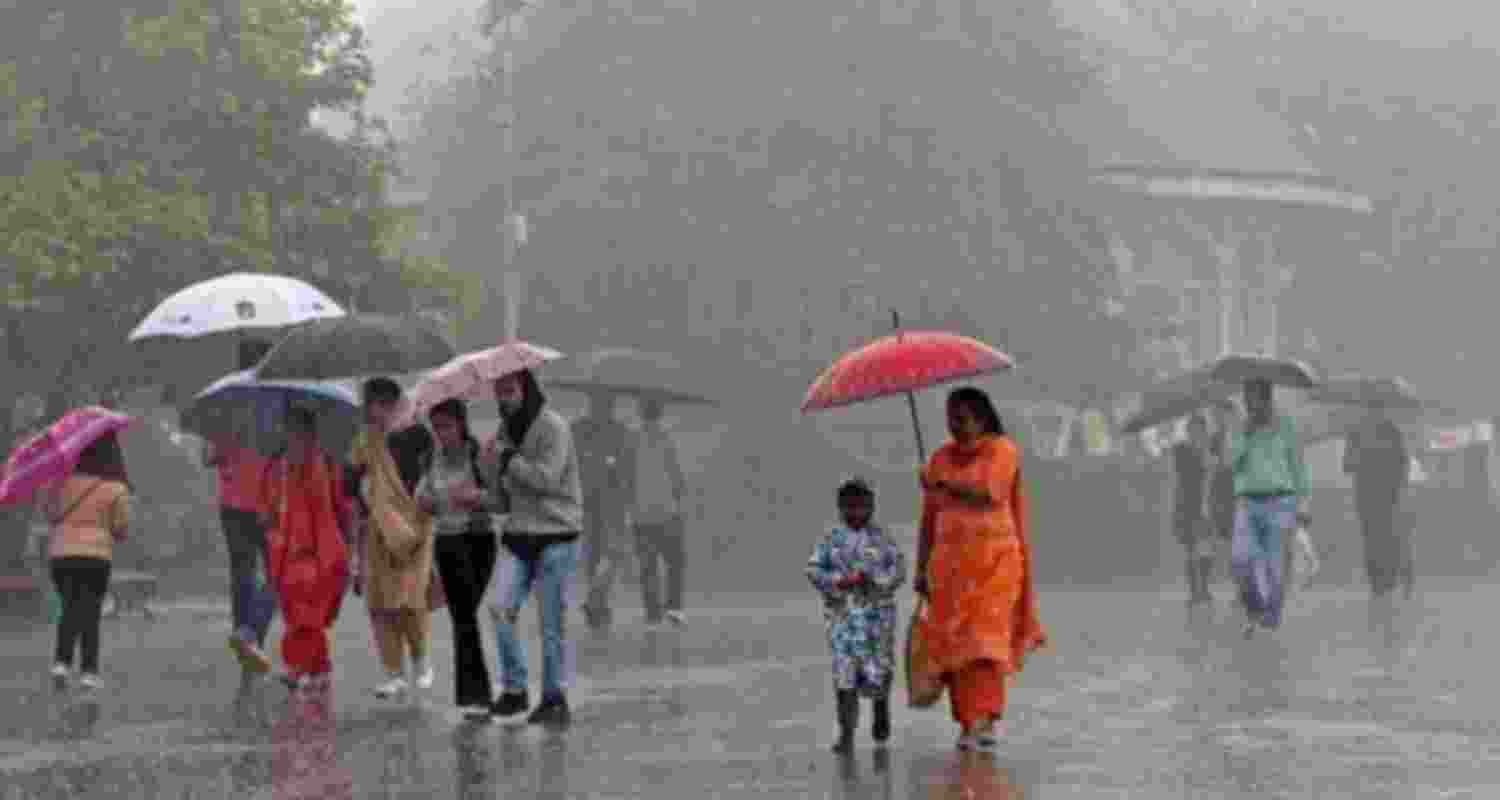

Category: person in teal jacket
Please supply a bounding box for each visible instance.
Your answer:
[1227,379,1311,636]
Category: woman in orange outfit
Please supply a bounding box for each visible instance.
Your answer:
[259,406,353,692]
[914,386,1047,750]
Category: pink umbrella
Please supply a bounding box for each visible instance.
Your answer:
[0,406,135,505]
[397,340,565,428]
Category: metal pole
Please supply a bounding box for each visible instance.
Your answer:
[502,20,517,341]
[893,309,927,461]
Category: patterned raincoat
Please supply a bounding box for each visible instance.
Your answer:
[806,523,907,696]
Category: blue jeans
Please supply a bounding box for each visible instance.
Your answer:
[222,508,276,645]
[488,539,580,699]
[1231,495,1296,629]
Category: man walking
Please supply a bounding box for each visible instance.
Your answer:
[1345,409,1411,640]
[633,397,690,627]
[1170,413,1216,614]
[208,338,276,676]
[485,369,584,726]
[571,391,635,631]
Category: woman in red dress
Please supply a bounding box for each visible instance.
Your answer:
[259,405,352,691]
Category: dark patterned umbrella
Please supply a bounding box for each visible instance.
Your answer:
[1309,374,1423,410]
[254,313,457,382]
[547,348,718,407]
[1208,353,1319,389]
[1119,366,1238,435]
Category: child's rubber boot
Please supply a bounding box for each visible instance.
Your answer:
[872,694,892,744]
[832,690,858,754]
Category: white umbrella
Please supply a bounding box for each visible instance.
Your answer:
[128,272,346,341]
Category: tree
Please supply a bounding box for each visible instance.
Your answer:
[407,0,1141,404]
[1,0,470,419]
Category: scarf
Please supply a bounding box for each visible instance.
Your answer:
[351,425,429,566]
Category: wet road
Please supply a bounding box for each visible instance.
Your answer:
[1,580,1497,798]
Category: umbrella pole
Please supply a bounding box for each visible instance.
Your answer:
[892,309,928,462]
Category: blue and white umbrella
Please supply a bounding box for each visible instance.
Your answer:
[181,369,361,459]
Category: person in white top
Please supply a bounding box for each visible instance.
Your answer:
[632,397,689,626]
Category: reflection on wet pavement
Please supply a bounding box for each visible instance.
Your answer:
[2,584,1499,797]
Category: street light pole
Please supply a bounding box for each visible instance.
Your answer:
[490,0,534,341]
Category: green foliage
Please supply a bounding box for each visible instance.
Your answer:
[0,0,463,408]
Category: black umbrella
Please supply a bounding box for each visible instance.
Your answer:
[1119,366,1239,435]
[546,348,717,407]
[1208,353,1319,390]
[1309,374,1423,410]
[253,313,457,382]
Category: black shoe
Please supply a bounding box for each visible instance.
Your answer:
[527,695,571,727]
[871,696,891,743]
[491,691,530,717]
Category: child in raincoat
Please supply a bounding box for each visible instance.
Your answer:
[806,477,907,753]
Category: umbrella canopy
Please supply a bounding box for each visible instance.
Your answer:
[398,340,565,428]
[129,273,345,341]
[182,370,361,459]
[802,331,1015,412]
[801,324,1014,459]
[546,348,717,407]
[254,313,457,382]
[1208,353,1319,389]
[0,407,135,505]
[1309,374,1423,410]
[1119,367,1239,435]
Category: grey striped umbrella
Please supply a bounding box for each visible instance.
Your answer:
[254,313,457,382]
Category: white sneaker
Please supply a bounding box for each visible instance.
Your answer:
[77,673,103,692]
[50,663,70,688]
[665,610,687,627]
[412,662,435,691]
[373,676,409,699]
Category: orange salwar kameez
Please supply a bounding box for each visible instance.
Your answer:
[917,434,1046,730]
[261,455,352,679]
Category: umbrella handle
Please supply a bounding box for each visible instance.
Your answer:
[906,390,927,463]
[891,309,927,463]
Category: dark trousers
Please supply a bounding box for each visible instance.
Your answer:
[583,494,628,623]
[1175,514,1213,604]
[51,557,111,673]
[1356,484,1409,597]
[635,515,686,621]
[435,532,497,707]
[222,508,276,646]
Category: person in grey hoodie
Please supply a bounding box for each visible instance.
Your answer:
[482,368,583,726]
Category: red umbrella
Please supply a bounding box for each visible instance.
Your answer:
[801,311,1014,459]
[0,406,135,506]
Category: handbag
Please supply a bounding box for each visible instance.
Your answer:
[905,595,946,709]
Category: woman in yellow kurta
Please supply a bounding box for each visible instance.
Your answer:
[915,386,1047,750]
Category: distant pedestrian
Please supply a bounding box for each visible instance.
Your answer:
[484,369,584,727]
[806,477,906,754]
[572,391,635,631]
[1209,402,1240,579]
[349,377,438,700]
[44,432,132,692]
[258,406,352,693]
[1344,409,1411,638]
[207,337,277,676]
[1228,379,1310,638]
[633,397,689,627]
[913,386,1047,751]
[1171,413,1217,611]
[415,398,506,719]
